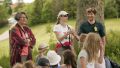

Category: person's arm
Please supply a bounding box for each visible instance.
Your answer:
[71,28,79,41]
[99,23,106,46]
[80,57,86,68]
[27,28,36,48]
[10,28,27,46]
[102,36,106,46]
[98,41,104,64]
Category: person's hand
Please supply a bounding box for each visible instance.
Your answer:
[24,39,30,46]
[67,29,73,35]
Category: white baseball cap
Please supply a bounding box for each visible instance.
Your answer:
[47,50,61,65]
[57,11,68,19]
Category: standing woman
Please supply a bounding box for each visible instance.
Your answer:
[9,12,36,67]
[53,11,79,64]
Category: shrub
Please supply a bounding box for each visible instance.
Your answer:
[105,31,120,64]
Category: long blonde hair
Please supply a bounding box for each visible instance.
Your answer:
[83,32,101,62]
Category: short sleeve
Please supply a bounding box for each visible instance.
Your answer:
[99,23,105,37]
[53,25,60,32]
[79,49,88,58]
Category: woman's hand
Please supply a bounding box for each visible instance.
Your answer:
[70,29,79,41]
[24,38,31,46]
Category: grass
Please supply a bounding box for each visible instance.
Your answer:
[0,18,120,67]
[105,18,120,32]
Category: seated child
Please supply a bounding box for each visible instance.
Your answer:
[35,42,49,65]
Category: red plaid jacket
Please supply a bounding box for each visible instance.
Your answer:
[9,23,36,66]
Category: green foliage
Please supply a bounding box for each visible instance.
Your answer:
[63,0,77,19]
[105,31,120,64]
[41,0,55,22]
[28,0,77,25]
[46,23,52,33]
[105,0,119,18]
[46,23,56,50]
[30,0,44,25]
[0,2,9,28]
[14,3,25,12]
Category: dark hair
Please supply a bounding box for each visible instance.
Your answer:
[86,8,97,14]
[56,18,60,24]
[63,49,76,68]
[38,58,50,66]
[15,12,28,21]
[50,64,59,68]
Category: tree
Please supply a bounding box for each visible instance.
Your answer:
[0,0,9,27]
[30,0,44,25]
[105,0,119,18]
[116,0,120,18]
[63,0,77,19]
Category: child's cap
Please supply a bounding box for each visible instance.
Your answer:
[47,50,61,65]
[38,43,49,50]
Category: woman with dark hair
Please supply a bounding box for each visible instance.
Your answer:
[61,49,76,68]
[9,12,36,67]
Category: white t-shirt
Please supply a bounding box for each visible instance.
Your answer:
[53,24,72,43]
[95,58,106,68]
[77,49,106,68]
[77,49,95,68]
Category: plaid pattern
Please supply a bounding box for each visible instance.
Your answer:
[9,24,36,66]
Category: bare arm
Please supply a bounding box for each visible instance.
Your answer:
[98,41,104,64]
[71,28,79,41]
[102,36,106,46]
[80,57,86,68]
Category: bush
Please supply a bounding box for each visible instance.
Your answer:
[0,20,8,28]
[0,5,9,27]
[105,31,120,64]
[46,24,56,50]
[105,0,119,18]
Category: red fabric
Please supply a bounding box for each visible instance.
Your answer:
[9,24,36,66]
[56,41,72,48]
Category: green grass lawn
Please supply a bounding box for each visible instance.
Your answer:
[0,18,120,67]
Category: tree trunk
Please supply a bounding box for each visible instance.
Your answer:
[76,0,104,32]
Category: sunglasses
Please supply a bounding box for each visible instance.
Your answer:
[60,15,68,17]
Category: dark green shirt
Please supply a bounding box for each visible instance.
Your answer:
[78,21,105,37]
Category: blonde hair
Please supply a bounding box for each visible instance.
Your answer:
[12,63,23,68]
[83,32,101,62]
